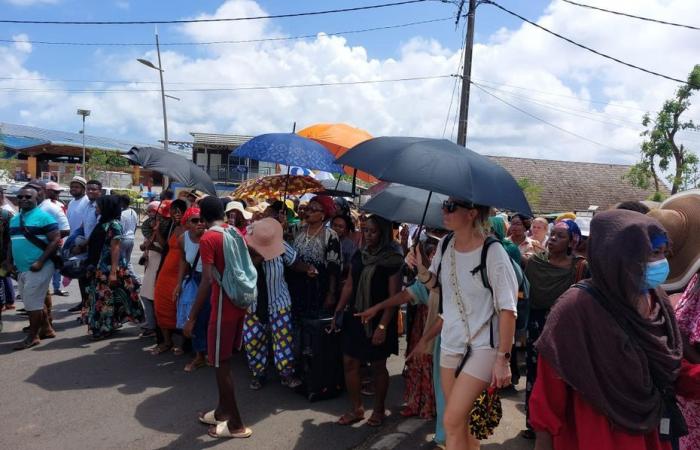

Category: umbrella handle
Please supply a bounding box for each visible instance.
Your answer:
[283,165,291,203]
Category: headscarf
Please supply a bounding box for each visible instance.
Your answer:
[489,216,521,264]
[157,200,172,218]
[310,195,336,219]
[555,211,576,222]
[181,207,200,226]
[355,215,404,336]
[147,201,159,213]
[536,210,683,434]
[87,195,123,267]
[553,219,582,253]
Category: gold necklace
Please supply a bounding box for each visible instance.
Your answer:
[303,224,324,247]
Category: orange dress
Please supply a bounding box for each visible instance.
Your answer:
[154,233,183,329]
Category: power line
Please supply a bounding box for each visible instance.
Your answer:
[0,74,454,93]
[471,81,637,154]
[0,0,434,25]
[560,0,700,31]
[443,18,467,138]
[483,1,687,84]
[0,17,452,46]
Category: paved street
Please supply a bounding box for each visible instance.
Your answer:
[0,236,534,450]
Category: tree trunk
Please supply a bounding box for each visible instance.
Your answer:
[672,153,683,194]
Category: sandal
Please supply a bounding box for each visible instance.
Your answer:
[40,332,57,339]
[399,407,418,418]
[172,347,184,356]
[139,329,156,338]
[198,410,225,426]
[337,410,365,426]
[13,338,40,351]
[184,359,206,373]
[249,379,263,390]
[366,411,386,427]
[150,344,173,355]
[208,421,252,439]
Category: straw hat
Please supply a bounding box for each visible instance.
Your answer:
[247,217,285,261]
[225,201,252,220]
[246,201,269,214]
[647,189,700,291]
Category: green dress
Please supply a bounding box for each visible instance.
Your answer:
[87,221,143,338]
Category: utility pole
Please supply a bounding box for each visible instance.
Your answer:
[155,30,168,154]
[456,0,477,147]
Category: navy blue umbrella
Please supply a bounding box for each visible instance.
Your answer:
[233,133,342,173]
[126,146,217,195]
[336,137,532,215]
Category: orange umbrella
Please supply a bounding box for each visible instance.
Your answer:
[297,123,377,183]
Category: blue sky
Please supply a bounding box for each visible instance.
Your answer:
[0,0,697,166]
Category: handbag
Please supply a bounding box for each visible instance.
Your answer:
[469,387,503,440]
[176,252,200,329]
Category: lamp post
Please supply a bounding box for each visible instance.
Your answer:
[76,109,90,177]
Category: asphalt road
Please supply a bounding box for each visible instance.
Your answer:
[0,234,534,450]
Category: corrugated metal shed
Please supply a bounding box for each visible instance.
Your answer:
[0,122,159,153]
[190,132,253,147]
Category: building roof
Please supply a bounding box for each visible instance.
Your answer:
[487,155,668,214]
[190,132,253,148]
[0,122,159,153]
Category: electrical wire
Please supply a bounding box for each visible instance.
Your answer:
[0,17,452,46]
[443,19,466,138]
[483,1,687,84]
[560,0,699,31]
[0,74,454,93]
[471,81,637,154]
[0,0,433,25]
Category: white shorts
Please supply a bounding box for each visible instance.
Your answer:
[440,348,497,383]
[18,262,54,312]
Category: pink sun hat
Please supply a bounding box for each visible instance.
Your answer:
[247,217,285,261]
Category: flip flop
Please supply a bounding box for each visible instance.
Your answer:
[337,411,365,426]
[198,410,224,426]
[366,412,386,427]
[184,360,206,373]
[150,344,173,355]
[172,347,185,356]
[208,421,252,439]
[40,332,57,339]
[13,339,40,351]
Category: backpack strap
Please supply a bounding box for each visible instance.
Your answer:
[437,232,454,315]
[469,235,500,294]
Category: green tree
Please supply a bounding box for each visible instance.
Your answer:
[85,149,130,179]
[517,177,542,211]
[627,65,700,195]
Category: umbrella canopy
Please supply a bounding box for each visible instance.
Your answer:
[362,184,447,229]
[336,137,532,216]
[233,133,342,173]
[319,178,361,197]
[297,123,377,183]
[233,174,324,200]
[126,146,217,195]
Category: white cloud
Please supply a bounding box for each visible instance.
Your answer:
[12,34,32,53]
[0,0,698,167]
[4,0,58,5]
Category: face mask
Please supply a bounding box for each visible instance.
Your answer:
[642,258,670,290]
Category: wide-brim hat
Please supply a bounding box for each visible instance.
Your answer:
[647,189,700,292]
[225,201,253,220]
[247,217,284,261]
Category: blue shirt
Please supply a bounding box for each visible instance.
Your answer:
[82,201,98,237]
[10,207,58,272]
[260,242,297,312]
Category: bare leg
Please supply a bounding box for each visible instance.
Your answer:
[344,355,364,413]
[370,359,389,415]
[212,359,246,434]
[443,371,488,450]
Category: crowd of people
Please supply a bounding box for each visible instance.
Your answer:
[1,174,699,450]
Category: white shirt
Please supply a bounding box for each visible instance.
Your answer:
[120,208,138,239]
[39,199,70,232]
[66,195,89,232]
[430,236,518,354]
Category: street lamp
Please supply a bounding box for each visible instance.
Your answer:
[137,30,169,154]
[76,109,90,177]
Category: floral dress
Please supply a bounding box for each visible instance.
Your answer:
[87,221,143,337]
[676,274,700,450]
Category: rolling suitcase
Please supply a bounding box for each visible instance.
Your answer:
[300,316,344,402]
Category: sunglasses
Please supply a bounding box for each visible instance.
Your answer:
[189,218,201,224]
[16,195,33,200]
[442,200,474,213]
[307,207,324,213]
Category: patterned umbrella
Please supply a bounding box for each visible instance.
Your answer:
[233,175,324,199]
[233,133,342,173]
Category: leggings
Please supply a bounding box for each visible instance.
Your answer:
[243,307,295,379]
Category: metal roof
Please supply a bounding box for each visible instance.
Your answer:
[0,122,160,153]
[190,132,253,148]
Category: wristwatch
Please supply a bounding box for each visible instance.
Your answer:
[378,324,386,331]
[498,351,511,362]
